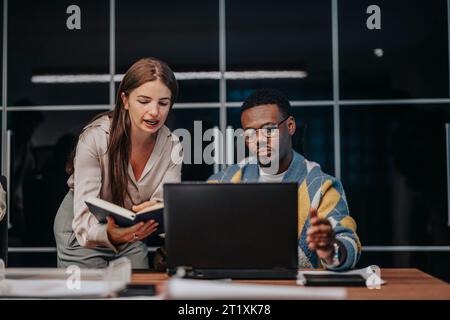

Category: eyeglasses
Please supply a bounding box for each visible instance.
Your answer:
[242,116,290,142]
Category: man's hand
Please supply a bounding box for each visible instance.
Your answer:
[106,216,159,245]
[306,208,336,265]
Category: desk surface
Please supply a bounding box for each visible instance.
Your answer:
[131,268,450,300]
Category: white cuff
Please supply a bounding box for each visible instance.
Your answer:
[87,223,118,254]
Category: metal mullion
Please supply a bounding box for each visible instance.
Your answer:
[219,0,226,172]
[332,0,341,179]
[1,0,7,177]
[109,0,115,110]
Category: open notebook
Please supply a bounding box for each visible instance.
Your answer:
[85,197,164,230]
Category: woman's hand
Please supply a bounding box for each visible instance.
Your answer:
[132,200,161,213]
[106,216,159,245]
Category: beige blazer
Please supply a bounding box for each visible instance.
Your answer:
[67,115,182,251]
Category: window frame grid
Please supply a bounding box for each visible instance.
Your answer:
[1,0,449,254]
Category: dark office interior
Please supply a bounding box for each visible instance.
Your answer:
[1,0,449,283]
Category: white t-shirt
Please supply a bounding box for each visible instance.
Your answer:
[259,168,286,183]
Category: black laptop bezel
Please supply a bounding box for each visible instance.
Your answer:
[163,182,299,280]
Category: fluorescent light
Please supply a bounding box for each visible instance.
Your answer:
[31,74,111,83]
[225,71,308,80]
[31,70,308,84]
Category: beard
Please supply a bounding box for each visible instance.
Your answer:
[257,153,272,167]
[251,136,281,172]
[256,147,280,173]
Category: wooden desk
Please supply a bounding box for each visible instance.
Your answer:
[131,268,450,300]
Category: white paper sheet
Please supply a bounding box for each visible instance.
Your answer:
[165,278,347,300]
[1,279,125,298]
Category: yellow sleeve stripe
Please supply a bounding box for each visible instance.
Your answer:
[356,236,362,253]
[340,216,362,252]
[321,179,334,193]
[317,180,341,219]
[340,216,357,233]
[297,180,310,238]
[230,169,242,183]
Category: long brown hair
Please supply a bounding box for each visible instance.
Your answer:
[67,58,178,207]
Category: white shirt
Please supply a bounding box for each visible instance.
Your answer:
[258,168,286,183]
[68,115,182,251]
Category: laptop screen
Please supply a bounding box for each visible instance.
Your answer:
[164,183,298,272]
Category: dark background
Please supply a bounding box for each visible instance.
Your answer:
[1,0,450,282]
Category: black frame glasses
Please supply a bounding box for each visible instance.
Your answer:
[242,116,290,142]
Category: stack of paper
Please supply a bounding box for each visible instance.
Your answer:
[0,257,131,298]
[165,278,347,300]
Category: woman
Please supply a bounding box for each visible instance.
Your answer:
[54,58,182,269]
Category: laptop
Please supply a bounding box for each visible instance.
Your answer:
[163,183,298,279]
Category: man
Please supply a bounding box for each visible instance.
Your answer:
[208,89,361,270]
